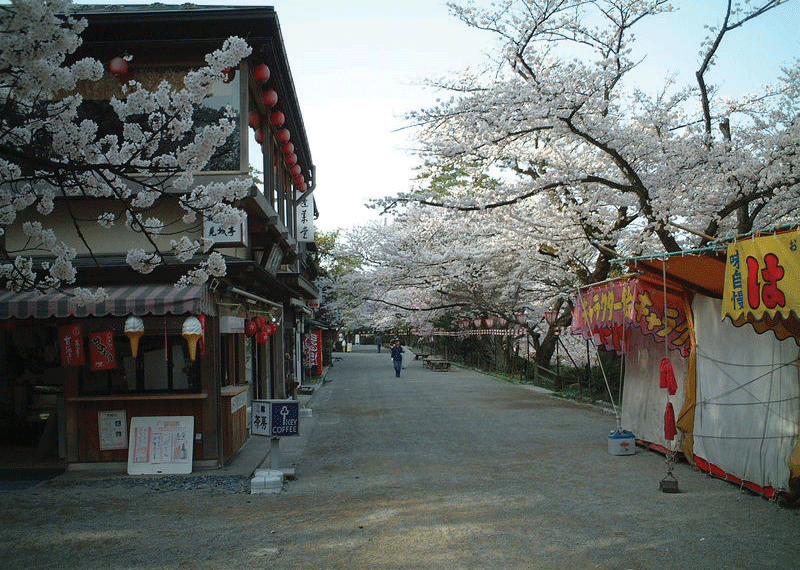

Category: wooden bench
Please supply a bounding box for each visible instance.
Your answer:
[424,359,451,371]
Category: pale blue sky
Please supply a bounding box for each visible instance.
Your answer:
[78,1,800,231]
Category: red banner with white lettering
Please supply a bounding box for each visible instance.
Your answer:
[303,330,323,376]
[89,330,118,370]
[572,278,690,356]
[59,324,85,367]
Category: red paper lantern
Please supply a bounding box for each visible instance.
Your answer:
[255,316,267,331]
[281,142,294,155]
[245,319,258,336]
[248,112,261,129]
[286,153,297,166]
[261,89,278,107]
[254,128,265,144]
[109,56,128,76]
[297,182,307,192]
[276,128,290,143]
[270,111,285,126]
[256,331,269,344]
[290,164,301,176]
[294,174,305,186]
[252,63,270,83]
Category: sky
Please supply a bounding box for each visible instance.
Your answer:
[79,1,800,233]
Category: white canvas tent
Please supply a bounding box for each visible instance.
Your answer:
[574,231,800,499]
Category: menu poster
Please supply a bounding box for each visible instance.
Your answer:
[98,410,127,450]
[127,416,194,475]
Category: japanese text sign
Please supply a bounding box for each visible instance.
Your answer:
[722,232,799,323]
[303,330,322,376]
[59,323,85,367]
[296,191,315,242]
[89,330,117,370]
[251,400,300,437]
[572,278,690,356]
[203,215,248,248]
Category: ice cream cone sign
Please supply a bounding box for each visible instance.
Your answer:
[124,315,145,358]
[182,316,204,361]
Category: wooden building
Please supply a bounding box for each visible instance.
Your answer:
[0,5,320,472]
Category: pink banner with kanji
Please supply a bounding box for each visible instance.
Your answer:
[572,278,691,356]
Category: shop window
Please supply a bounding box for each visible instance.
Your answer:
[80,334,200,394]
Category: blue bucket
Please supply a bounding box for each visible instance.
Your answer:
[608,429,636,455]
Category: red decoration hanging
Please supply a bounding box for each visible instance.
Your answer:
[59,324,85,367]
[290,164,301,176]
[281,142,294,155]
[252,63,270,83]
[109,56,128,76]
[255,129,265,144]
[664,402,677,440]
[248,112,261,129]
[297,182,307,192]
[261,89,278,107]
[286,153,297,166]
[266,322,278,335]
[255,316,267,331]
[256,330,269,344]
[660,357,678,395]
[294,174,305,186]
[245,319,258,336]
[276,128,291,143]
[270,111,285,127]
[89,330,118,371]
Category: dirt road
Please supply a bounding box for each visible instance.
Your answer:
[1,345,799,569]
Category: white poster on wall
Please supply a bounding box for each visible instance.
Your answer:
[98,410,127,450]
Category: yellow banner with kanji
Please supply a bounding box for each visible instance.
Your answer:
[722,232,800,322]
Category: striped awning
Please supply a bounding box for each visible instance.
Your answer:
[0,284,216,319]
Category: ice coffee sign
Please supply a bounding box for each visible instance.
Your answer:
[203,215,248,248]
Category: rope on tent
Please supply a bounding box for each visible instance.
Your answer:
[660,259,680,493]
[574,286,622,429]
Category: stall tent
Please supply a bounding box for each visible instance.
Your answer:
[574,231,800,499]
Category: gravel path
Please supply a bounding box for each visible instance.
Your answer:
[2,346,800,570]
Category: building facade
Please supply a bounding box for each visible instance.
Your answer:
[0,5,320,471]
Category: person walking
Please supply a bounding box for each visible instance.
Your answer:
[390,338,404,377]
[376,334,383,353]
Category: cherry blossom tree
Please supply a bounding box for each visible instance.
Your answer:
[370,0,799,345]
[0,0,253,299]
[398,0,798,254]
[341,0,798,370]
[334,188,595,367]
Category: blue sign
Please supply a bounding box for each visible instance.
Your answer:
[270,401,299,437]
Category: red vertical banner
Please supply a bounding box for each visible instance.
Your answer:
[302,330,323,376]
[59,324,85,367]
[89,330,117,370]
[313,329,322,376]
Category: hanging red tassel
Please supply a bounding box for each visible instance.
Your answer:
[660,357,677,395]
[664,402,677,441]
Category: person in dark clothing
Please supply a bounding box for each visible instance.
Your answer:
[390,338,404,377]
[376,334,383,353]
